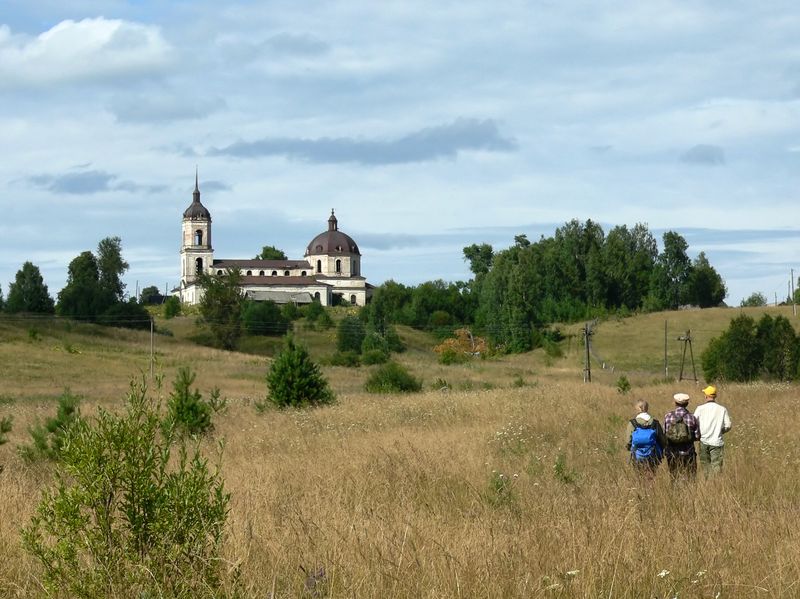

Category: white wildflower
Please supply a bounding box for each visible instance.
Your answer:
[657,569,670,578]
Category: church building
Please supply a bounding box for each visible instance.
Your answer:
[176,176,372,307]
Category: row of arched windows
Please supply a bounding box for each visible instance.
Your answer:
[194,258,359,278]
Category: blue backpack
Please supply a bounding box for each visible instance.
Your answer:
[630,420,662,462]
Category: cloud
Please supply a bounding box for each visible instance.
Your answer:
[201,180,231,193]
[28,170,166,194]
[680,144,725,165]
[108,91,225,123]
[207,118,517,165]
[0,18,171,88]
[262,32,329,56]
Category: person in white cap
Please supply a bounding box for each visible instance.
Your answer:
[663,392,700,481]
[694,385,732,477]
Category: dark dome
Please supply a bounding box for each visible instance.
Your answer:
[183,176,211,220]
[183,200,211,219]
[305,210,360,256]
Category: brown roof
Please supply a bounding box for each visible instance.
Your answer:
[238,276,330,287]
[213,259,311,269]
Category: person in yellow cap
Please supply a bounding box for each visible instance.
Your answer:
[693,385,732,477]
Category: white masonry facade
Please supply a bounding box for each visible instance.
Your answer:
[176,177,372,307]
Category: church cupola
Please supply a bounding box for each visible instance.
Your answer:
[180,171,214,285]
[328,209,338,231]
[183,171,212,220]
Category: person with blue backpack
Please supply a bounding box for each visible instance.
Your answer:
[625,399,667,475]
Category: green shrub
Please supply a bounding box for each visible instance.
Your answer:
[241,299,290,336]
[22,379,231,598]
[616,375,631,394]
[432,378,450,391]
[303,300,325,322]
[438,346,469,365]
[337,314,366,353]
[281,302,301,321]
[97,299,151,330]
[0,416,11,446]
[329,350,361,367]
[163,295,181,319]
[384,325,406,353]
[19,390,82,462]
[315,310,334,330]
[365,361,422,393]
[361,330,389,354]
[362,348,389,365]
[553,452,578,484]
[167,367,213,436]
[266,336,335,408]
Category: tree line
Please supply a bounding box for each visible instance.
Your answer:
[0,237,151,329]
[364,220,726,352]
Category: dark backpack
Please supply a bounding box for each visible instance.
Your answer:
[630,420,661,462]
[666,414,692,445]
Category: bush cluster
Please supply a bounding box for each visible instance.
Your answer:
[22,378,231,598]
[702,314,800,382]
[364,361,422,393]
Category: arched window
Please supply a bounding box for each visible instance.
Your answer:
[195,258,203,275]
[350,294,357,305]
[246,270,252,276]
[352,260,358,276]
[271,271,277,276]
[259,270,264,276]
[335,259,342,273]
[301,270,307,277]
[316,260,322,273]
[194,229,203,245]
[284,270,290,276]
[217,270,223,275]
[314,292,321,301]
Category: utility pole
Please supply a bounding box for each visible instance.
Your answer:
[583,322,593,383]
[792,269,796,316]
[150,317,155,381]
[664,320,668,379]
[677,329,698,382]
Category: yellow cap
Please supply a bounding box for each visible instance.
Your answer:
[702,385,717,396]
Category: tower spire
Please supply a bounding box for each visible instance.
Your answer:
[193,166,200,202]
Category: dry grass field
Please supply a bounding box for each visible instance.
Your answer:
[1,306,799,597]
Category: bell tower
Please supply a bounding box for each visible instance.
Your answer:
[180,171,214,287]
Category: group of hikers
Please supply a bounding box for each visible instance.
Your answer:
[625,385,732,479]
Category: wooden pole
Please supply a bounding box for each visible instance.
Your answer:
[583,323,592,383]
[664,320,668,379]
[150,317,154,381]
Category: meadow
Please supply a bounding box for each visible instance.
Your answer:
[1,306,799,597]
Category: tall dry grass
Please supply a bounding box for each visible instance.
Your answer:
[2,376,799,597]
[2,310,800,597]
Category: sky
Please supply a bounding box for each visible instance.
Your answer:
[1,1,799,306]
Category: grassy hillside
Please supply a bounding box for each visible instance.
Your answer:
[1,306,799,597]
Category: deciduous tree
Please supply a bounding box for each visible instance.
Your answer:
[254,245,287,260]
[198,269,244,350]
[6,262,55,314]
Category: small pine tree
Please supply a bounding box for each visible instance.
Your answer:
[167,367,213,435]
[19,390,81,462]
[266,336,335,408]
